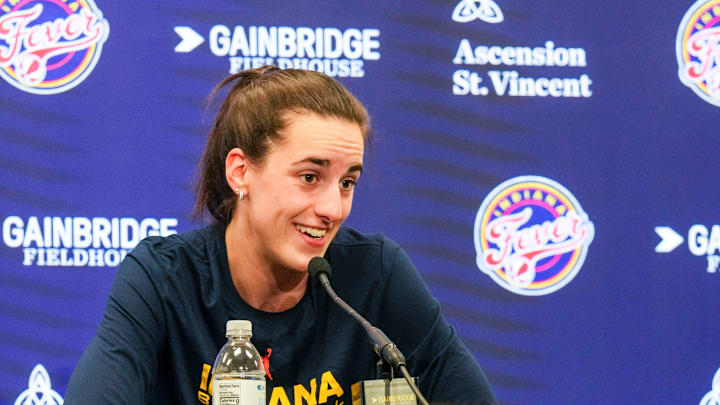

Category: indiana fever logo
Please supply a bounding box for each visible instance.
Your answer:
[474,176,594,296]
[677,0,720,107]
[0,0,109,95]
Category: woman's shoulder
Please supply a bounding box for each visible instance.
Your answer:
[124,225,221,275]
[327,226,405,278]
[330,226,397,248]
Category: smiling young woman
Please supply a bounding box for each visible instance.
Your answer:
[223,112,365,313]
[66,66,498,405]
[194,66,370,313]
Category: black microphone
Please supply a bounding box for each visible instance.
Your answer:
[308,257,429,405]
[308,257,405,368]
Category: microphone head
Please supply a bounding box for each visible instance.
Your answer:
[308,257,332,279]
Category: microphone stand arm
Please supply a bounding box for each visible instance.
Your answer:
[317,274,429,405]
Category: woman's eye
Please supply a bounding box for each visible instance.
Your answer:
[302,174,317,184]
[340,179,356,190]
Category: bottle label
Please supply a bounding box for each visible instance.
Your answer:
[212,379,266,405]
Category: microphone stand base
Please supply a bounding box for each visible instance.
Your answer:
[351,377,419,405]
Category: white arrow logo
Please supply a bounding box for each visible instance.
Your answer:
[654,226,684,253]
[174,26,204,53]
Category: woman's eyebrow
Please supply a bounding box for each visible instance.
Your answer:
[293,158,363,174]
[293,157,329,167]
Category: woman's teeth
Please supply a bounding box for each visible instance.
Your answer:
[295,224,327,238]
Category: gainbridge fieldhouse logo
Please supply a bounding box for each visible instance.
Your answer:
[0,0,109,95]
[677,0,720,107]
[474,176,594,296]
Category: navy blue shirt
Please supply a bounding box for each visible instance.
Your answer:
[66,225,497,405]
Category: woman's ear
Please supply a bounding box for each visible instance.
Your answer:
[225,148,249,195]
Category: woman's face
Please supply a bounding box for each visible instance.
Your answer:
[241,112,364,273]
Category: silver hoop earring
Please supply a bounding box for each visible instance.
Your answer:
[238,191,244,200]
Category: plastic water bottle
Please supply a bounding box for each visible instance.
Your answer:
[211,320,266,405]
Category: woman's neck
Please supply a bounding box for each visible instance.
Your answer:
[224,218,308,313]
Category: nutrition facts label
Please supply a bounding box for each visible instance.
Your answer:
[213,380,265,405]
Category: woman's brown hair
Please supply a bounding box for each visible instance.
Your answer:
[194,66,370,224]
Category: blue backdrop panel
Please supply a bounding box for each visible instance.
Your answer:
[1,1,719,404]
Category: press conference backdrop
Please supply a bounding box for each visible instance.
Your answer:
[1,0,719,404]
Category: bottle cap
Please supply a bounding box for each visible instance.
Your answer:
[226,320,252,337]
